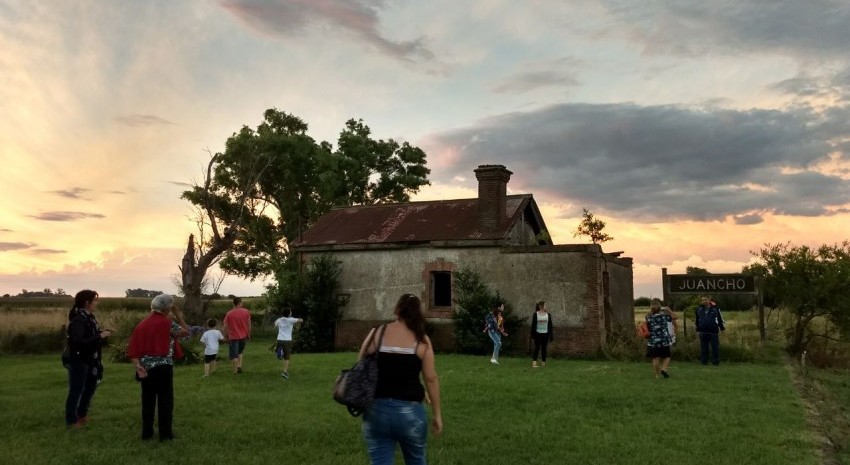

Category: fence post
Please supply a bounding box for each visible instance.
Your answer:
[757,276,766,343]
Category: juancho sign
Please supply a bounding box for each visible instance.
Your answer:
[667,274,756,295]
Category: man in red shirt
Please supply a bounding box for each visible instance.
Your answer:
[222,297,251,374]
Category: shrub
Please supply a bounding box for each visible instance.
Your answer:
[452,267,523,355]
[0,326,66,354]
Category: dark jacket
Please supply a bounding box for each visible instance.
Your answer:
[695,304,725,334]
[66,308,103,364]
[530,311,554,342]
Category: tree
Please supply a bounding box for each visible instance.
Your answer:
[451,267,523,355]
[746,242,850,355]
[125,288,163,298]
[180,109,430,321]
[573,208,612,244]
[686,266,710,275]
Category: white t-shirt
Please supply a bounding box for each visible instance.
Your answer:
[274,317,300,341]
[200,329,224,355]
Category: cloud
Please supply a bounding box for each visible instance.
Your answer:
[491,70,579,94]
[598,1,850,60]
[423,102,850,222]
[30,248,67,254]
[0,242,34,252]
[733,214,764,225]
[220,0,434,63]
[108,190,127,195]
[491,57,582,94]
[50,187,91,200]
[168,181,194,189]
[114,114,176,127]
[0,228,12,233]
[29,212,106,222]
[768,66,850,101]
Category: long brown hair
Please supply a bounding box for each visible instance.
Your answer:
[69,289,98,320]
[395,294,426,342]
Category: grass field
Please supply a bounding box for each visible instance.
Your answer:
[0,341,821,465]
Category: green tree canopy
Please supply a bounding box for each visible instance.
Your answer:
[178,109,430,321]
[745,242,850,355]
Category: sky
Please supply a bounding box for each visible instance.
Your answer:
[1,0,849,299]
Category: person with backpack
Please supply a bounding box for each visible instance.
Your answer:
[63,289,112,428]
[695,295,726,365]
[484,304,508,365]
[645,298,676,378]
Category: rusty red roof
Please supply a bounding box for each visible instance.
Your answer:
[294,195,535,248]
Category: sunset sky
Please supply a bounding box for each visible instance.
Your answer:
[2,1,849,299]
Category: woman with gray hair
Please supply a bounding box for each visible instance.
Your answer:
[128,294,188,441]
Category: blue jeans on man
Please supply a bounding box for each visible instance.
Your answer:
[362,398,427,465]
[699,333,720,365]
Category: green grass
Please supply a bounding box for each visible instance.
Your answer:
[0,341,819,465]
[805,368,850,463]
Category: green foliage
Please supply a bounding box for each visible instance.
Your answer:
[0,326,65,354]
[748,242,850,355]
[451,267,523,355]
[182,109,431,280]
[634,296,651,307]
[573,208,612,244]
[267,254,341,352]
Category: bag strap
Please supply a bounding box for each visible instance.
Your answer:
[374,325,387,353]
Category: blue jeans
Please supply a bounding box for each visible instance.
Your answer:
[699,333,720,365]
[362,398,427,465]
[489,331,502,359]
[65,360,98,425]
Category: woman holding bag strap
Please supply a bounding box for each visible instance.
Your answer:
[357,293,442,465]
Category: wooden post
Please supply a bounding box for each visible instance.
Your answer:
[757,276,766,343]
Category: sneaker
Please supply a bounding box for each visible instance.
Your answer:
[76,415,89,426]
[661,370,670,378]
[532,361,539,368]
[236,367,243,374]
[281,371,290,379]
[490,359,499,365]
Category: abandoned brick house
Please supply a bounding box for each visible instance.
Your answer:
[292,165,634,356]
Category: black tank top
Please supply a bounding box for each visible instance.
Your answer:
[374,344,425,402]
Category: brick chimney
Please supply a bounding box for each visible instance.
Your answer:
[474,164,512,235]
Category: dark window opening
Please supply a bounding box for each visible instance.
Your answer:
[430,271,452,307]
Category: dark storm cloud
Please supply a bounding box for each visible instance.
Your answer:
[114,114,176,127]
[29,211,106,222]
[220,0,434,63]
[0,242,34,252]
[599,0,850,59]
[51,187,91,200]
[425,102,850,221]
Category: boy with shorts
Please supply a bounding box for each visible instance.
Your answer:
[199,319,224,377]
[273,309,303,379]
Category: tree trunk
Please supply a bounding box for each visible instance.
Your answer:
[181,234,206,324]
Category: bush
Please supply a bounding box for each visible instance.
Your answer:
[0,326,66,354]
[109,338,201,365]
[452,267,523,355]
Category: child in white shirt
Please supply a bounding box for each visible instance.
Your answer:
[199,318,224,377]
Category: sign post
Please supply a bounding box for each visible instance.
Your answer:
[663,272,759,341]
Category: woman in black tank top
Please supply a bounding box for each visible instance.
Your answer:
[358,294,443,465]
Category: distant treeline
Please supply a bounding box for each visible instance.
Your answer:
[0,296,264,314]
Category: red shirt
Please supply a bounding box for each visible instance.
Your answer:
[224,307,251,340]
